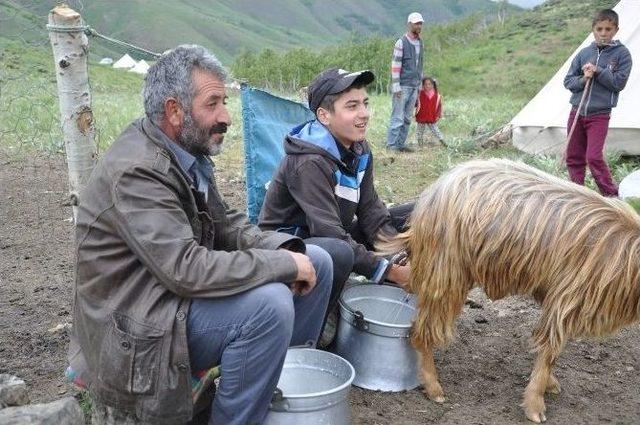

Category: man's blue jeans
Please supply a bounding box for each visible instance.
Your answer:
[186,245,332,425]
[386,86,419,149]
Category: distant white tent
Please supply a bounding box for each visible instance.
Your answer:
[129,59,150,75]
[113,53,136,69]
[99,57,113,65]
[511,0,640,155]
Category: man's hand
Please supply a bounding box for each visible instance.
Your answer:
[386,263,411,292]
[285,251,317,296]
[394,91,402,99]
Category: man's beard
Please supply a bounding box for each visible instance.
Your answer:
[178,113,227,156]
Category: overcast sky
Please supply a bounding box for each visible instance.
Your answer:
[491,0,546,8]
[505,0,546,8]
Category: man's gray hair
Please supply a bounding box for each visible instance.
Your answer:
[143,44,227,124]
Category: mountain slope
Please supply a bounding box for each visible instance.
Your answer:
[1,0,517,62]
[231,0,619,99]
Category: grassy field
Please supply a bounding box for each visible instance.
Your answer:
[231,0,618,97]
[1,35,637,207]
[1,0,636,206]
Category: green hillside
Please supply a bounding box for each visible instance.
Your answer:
[1,0,516,63]
[232,0,619,100]
[1,0,634,201]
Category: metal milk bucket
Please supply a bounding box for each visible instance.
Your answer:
[335,283,420,392]
[264,348,355,425]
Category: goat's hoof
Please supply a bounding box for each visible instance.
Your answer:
[525,410,547,423]
[523,395,547,423]
[432,395,445,403]
[422,384,445,403]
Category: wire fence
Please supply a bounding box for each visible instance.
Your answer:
[0,1,156,263]
[1,2,66,272]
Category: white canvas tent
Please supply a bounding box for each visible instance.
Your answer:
[619,170,640,199]
[511,0,640,155]
[129,59,150,74]
[112,53,136,69]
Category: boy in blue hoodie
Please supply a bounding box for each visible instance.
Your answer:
[259,69,413,336]
[563,8,632,197]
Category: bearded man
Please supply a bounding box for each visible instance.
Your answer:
[68,45,332,425]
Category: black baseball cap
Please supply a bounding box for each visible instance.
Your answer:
[307,68,375,113]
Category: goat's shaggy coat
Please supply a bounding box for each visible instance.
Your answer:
[379,158,640,423]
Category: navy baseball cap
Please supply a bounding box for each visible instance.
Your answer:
[307,68,375,113]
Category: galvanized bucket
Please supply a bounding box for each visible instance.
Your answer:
[264,348,355,425]
[335,283,420,392]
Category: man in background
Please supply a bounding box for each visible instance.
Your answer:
[386,12,425,153]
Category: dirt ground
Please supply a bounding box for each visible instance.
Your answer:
[2,151,640,424]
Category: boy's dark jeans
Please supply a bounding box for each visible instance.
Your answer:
[566,110,618,197]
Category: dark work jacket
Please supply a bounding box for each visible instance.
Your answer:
[69,118,302,423]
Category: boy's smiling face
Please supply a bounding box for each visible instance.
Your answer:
[317,87,370,148]
[592,19,618,46]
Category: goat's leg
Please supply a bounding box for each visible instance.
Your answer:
[418,346,445,403]
[522,346,558,423]
[545,373,561,394]
[522,329,564,423]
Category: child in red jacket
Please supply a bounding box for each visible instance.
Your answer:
[415,76,446,147]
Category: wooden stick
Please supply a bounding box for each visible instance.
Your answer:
[567,78,592,147]
[562,77,591,164]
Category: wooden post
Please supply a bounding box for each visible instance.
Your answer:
[48,4,96,221]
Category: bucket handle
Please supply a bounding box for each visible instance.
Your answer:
[339,293,370,331]
[340,282,409,331]
[268,341,314,412]
[269,387,290,412]
[353,310,368,331]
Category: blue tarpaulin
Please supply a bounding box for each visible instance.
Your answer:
[241,84,314,223]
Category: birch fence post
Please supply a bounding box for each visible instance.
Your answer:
[48,4,96,221]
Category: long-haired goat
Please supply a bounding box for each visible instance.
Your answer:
[378,158,640,423]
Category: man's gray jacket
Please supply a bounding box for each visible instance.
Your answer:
[69,118,302,423]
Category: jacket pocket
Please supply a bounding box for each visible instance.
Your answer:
[98,313,164,395]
